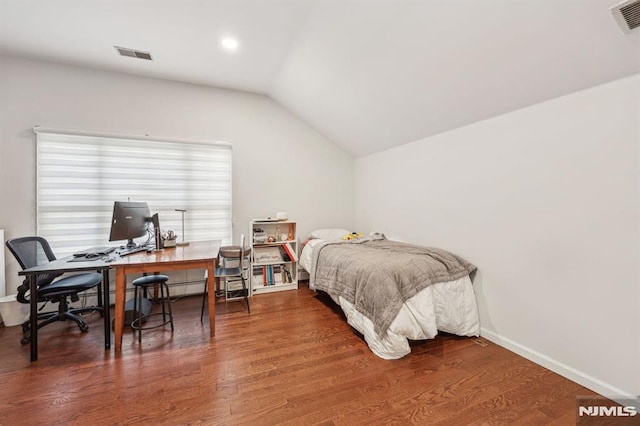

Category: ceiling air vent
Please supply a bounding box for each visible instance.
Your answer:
[611,0,640,34]
[114,46,153,60]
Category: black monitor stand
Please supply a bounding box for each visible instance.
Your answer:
[152,213,163,251]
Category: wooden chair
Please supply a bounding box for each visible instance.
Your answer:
[200,234,250,321]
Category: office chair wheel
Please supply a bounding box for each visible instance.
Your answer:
[80,324,89,332]
[21,330,30,345]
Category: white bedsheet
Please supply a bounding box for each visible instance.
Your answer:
[300,239,480,359]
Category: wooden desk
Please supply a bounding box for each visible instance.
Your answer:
[19,258,111,362]
[110,240,221,352]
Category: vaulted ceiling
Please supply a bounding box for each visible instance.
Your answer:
[1,0,639,157]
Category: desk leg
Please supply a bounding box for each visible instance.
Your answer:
[29,275,38,362]
[114,268,126,352]
[102,269,111,349]
[207,263,215,337]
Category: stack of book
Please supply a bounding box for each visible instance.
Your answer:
[252,265,294,286]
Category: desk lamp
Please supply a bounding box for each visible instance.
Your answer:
[175,208,190,246]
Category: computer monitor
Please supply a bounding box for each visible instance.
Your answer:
[108,201,151,248]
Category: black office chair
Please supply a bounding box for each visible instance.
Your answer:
[5,236,103,344]
[200,234,250,322]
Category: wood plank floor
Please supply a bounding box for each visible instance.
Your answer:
[0,282,601,425]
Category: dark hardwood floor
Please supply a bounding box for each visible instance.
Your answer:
[0,282,600,425]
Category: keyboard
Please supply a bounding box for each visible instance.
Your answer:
[117,246,149,256]
[73,246,117,257]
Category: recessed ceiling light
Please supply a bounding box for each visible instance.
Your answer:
[221,37,239,51]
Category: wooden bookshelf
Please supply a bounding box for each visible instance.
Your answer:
[249,219,298,294]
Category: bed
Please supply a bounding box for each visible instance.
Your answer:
[300,232,480,359]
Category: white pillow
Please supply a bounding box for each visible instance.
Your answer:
[310,228,351,240]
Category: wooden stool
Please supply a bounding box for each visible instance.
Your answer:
[131,274,174,342]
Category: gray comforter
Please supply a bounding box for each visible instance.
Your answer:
[309,237,476,337]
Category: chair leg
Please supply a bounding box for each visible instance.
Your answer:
[18,295,98,345]
[137,287,144,343]
[60,311,89,332]
[241,276,250,314]
[132,285,140,341]
[96,278,104,318]
[168,285,174,331]
[132,285,138,330]
[161,282,174,331]
[200,278,207,323]
[19,312,55,344]
[57,297,89,332]
[34,313,66,330]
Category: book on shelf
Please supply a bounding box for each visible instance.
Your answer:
[252,262,295,286]
[279,246,290,262]
[254,246,283,263]
[273,265,283,284]
[281,242,298,262]
[253,265,264,287]
[258,265,274,286]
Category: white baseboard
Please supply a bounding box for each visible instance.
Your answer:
[480,327,638,409]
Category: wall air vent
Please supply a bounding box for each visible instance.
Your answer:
[114,46,153,60]
[611,0,640,34]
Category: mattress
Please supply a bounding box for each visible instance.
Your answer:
[300,238,480,359]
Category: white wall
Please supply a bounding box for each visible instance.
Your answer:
[355,75,640,403]
[0,55,353,294]
[0,229,4,297]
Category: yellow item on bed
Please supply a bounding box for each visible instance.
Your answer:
[342,232,363,240]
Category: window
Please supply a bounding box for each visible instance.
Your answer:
[35,129,232,256]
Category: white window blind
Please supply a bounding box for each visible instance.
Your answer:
[36,129,232,257]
